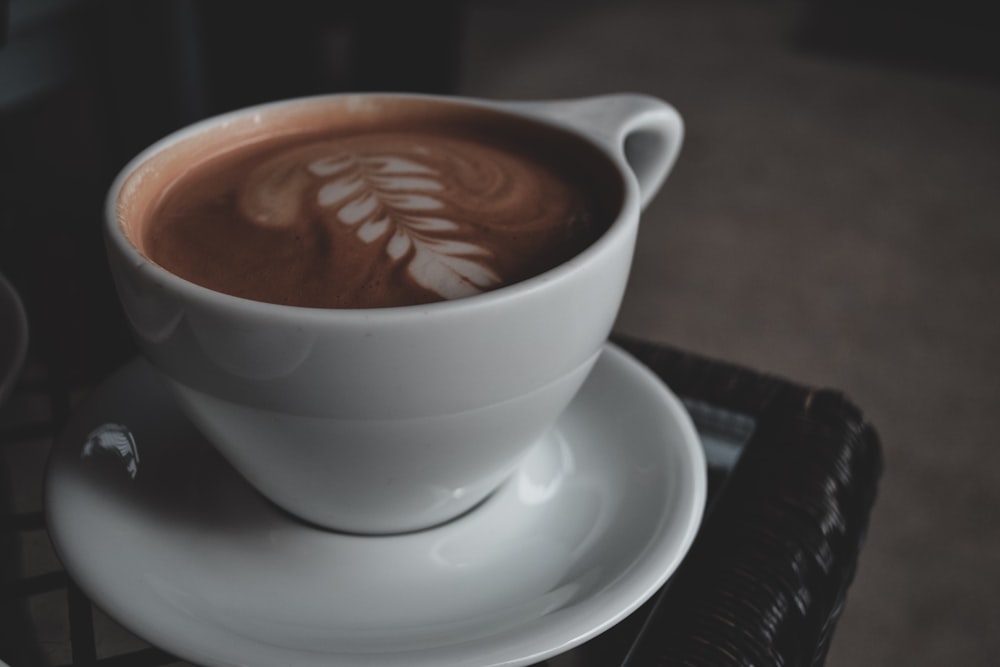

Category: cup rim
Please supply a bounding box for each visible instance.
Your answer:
[104,91,641,321]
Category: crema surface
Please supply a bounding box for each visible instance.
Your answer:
[140,126,610,308]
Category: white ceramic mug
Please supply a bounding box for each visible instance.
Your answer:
[104,92,683,534]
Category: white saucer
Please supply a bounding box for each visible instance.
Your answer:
[0,271,29,405]
[45,344,706,667]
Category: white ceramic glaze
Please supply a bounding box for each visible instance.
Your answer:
[46,344,706,667]
[104,92,684,533]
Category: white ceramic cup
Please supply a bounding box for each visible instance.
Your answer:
[105,92,683,534]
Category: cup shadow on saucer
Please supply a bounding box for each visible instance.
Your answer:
[52,362,282,538]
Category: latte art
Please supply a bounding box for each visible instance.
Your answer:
[136,113,616,309]
[237,135,533,299]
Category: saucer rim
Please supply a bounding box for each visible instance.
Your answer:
[45,343,706,667]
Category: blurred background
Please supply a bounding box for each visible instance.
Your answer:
[2,0,999,665]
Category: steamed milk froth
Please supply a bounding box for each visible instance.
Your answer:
[131,101,618,308]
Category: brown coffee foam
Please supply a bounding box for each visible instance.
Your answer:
[119,97,623,308]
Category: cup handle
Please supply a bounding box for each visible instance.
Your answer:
[499,94,684,210]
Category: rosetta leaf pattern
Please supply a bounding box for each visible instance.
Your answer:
[308,153,499,298]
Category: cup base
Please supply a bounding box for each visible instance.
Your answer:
[162,355,601,534]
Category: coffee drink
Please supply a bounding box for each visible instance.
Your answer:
[120,98,622,308]
[106,92,681,533]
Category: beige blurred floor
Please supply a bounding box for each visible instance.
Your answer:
[458,1,1000,665]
